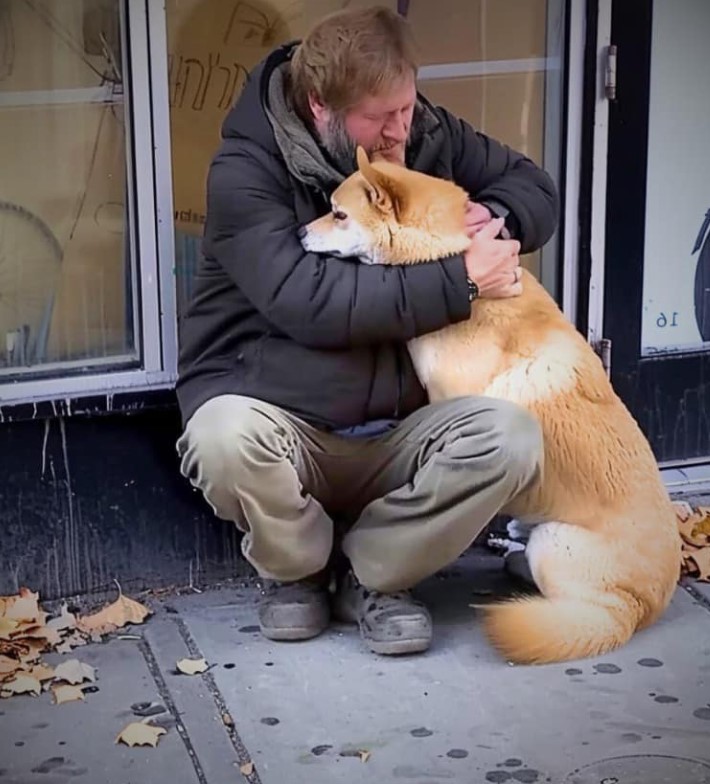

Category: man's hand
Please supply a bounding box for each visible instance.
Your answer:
[465,201,494,236]
[464,218,523,299]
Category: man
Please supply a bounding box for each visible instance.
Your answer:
[176,6,559,655]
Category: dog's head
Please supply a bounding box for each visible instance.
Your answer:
[300,147,471,265]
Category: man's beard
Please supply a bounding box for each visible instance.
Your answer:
[320,113,409,174]
[319,113,358,176]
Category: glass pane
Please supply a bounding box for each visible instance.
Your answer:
[409,0,563,283]
[640,0,710,356]
[165,0,563,314]
[0,0,138,378]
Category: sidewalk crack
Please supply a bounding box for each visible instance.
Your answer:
[170,616,262,784]
[138,636,210,784]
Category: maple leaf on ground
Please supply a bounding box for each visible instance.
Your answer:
[676,502,710,583]
[691,507,710,537]
[0,654,24,676]
[685,547,710,581]
[77,592,151,635]
[0,640,30,661]
[116,722,166,748]
[673,500,694,522]
[19,639,45,664]
[1,674,42,697]
[46,604,77,634]
[176,657,209,675]
[0,587,39,617]
[0,588,111,702]
[28,664,55,682]
[12,623,61,647]
[0,617,20,640]
[5,594,44,625]
[53,659,96,685]
[678,515,710,547]
[52,684,86,705]
[55,631,89,655]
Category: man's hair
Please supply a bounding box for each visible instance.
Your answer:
[290,6,419,125]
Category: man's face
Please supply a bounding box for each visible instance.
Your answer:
[314,72,417,170]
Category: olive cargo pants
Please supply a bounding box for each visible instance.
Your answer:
[177,394,543,592]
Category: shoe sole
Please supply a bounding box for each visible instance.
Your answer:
[260,626,327,641]
[365,636,431,656]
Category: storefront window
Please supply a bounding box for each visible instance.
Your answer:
[165,0,565,316]
[641,0,710,356]
[0,0,136,379]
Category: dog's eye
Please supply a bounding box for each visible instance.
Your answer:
[333,210,347,221]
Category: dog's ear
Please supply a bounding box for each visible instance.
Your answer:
[356,146,404,216]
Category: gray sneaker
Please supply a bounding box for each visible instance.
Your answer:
[333,571,432,655]
[258,578,330,641]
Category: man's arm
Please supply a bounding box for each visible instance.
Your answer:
[203,140,471,350]
[439,108,560,254]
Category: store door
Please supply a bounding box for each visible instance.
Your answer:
[603,0,710,463]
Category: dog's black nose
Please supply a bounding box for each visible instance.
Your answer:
[297,225,307,239]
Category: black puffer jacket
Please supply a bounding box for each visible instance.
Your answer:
[176,43,559,430]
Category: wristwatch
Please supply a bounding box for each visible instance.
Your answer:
[466,276,479,302]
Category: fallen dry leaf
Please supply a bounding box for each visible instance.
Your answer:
[53,659,96,685]
[359,750,371,763]
[19,639,45,663]
[676,502,710,583]
[0,654,24,676]
[0,640,30,662]
[0,617,20,640]
[673,500,694,522]
[239,761,254,776]
[5,594,43,624]
[52,684,86,704]
[78,594,151,635]
[685,547,710,581]
[691,509,710,537]
[46,604,77,634]
[176,657,208,675]
[28,664,55,682]
[55,635,88,655]
[1,674,41,697]
[116,722,166,748]
[0,588,39,616]
[0,585,157,703]
[678,516,709,547]
[14,624,61,647]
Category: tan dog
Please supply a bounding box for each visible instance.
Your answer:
[301,147,682,665]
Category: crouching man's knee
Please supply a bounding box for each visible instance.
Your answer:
[176,395,284,521]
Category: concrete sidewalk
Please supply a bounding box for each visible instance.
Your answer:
[1,550,710,784]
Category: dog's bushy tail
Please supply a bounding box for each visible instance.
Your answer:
[481,595,639,665]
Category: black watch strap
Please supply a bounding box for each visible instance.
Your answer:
[466,277,479,302]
